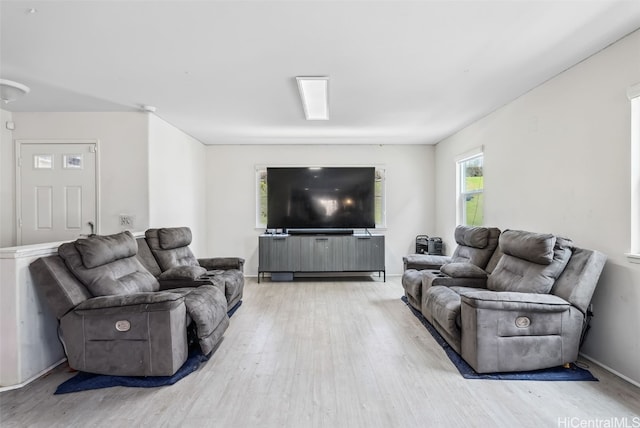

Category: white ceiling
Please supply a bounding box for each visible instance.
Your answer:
[2,1,640,145]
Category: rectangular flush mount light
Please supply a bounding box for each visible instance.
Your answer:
[296,76,329,120]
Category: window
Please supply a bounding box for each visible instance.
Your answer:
[628,82,640,261]
[374,168,385,226]
[256,166,386,229]
[457,151,484,226]
[63,154,83,169]
[257,169,268,227]
[33,154,52,169]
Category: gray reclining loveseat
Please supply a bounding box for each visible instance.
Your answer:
[414,229,606,373]
[136,227,244,310]
[30,231,230,377]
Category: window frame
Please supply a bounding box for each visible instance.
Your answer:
[456,148,484,227]
[627,82,640,263]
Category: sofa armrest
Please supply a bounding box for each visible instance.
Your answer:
[198,257,245,272]
[459,289,580,373]
[459,290,571,313]
[73,290,190,313]
[61,290,191,376]
[403,254,451,271]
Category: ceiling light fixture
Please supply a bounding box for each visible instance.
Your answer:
[0,79,30,104]
[296,76,329,120]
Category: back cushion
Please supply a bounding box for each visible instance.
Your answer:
[145,227,199,271]
[74,230,137,268]
[450,226,501,268]
[59,231,159,297]
[454,225,489,248]
[487,230,573,294]
[497,229,555,264]
[135,237,163,277]
[158,227,192,249]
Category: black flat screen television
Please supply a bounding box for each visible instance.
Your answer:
[267,167,375,230]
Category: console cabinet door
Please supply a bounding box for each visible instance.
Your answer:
[343,236,385,271]
[259,236,300,271]
[299,236,344,272]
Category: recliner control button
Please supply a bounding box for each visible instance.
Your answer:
[115,320,131,332]
[515,316,531,328]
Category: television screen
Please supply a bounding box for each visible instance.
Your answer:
[267,167,375,230]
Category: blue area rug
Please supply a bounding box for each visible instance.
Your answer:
[54,347,210,394]
[227,299,242,317]
[55,300,243,394]
[401,296,598,381]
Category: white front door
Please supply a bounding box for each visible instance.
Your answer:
[17,140,98,245]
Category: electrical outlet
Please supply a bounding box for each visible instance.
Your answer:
[119,215,134,228]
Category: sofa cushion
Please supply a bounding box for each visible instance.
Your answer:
[75,231,137,269]
[441,263,487,279]
[450,227,501,268]
[158,227,192,250]
[428,287,462,329]
[159,265,207,281]
[421,285,488,354]
[145,228,200,271]
[401,269,424,310]
[184,284,229,354]
[499,229,555,265]
[454,225,489,249]
[487,232,573,294]
[59,232,159,297]
[135,237,163,277]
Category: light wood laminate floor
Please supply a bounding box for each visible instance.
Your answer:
[1,277,639,428]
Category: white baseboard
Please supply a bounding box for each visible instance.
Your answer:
[580,352,640,388]
[0,358,67,392]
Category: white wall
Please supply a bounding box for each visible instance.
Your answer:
[2,112,150,244]
[148,114,208,255]
[434,30,640,384]
[0,109,15,247]
[205,144,435,275]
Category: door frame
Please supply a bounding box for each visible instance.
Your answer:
[15,139,101,245]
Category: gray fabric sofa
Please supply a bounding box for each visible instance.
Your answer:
[402,225,501,311]
[30,231,229,377]
[139,227,244,310]
[415,229,606,373]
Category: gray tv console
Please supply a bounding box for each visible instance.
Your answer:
[258,233,385,282]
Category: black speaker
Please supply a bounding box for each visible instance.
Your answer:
[415,235,429,254]
[428,237,443,255]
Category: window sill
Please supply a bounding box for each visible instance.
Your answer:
[625,253,640,264]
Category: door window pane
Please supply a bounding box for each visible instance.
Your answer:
[63,154,83,169]
[33,154,53,169]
